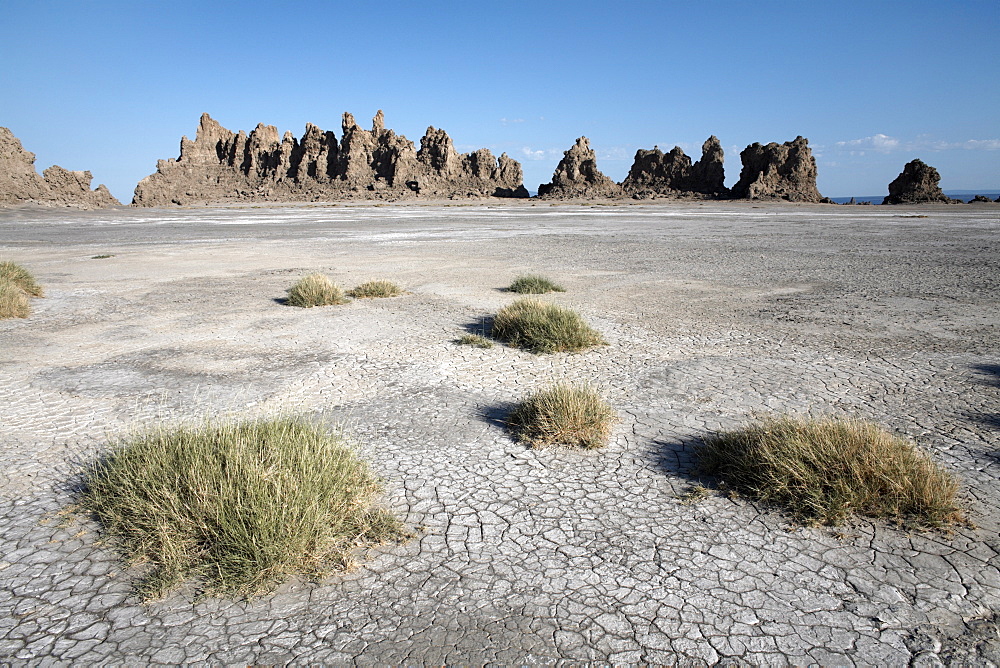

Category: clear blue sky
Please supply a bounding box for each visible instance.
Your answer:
[3,0,998,201]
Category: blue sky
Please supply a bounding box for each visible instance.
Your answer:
[3,0,998,201]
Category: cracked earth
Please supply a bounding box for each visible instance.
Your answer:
[0,201,998,664]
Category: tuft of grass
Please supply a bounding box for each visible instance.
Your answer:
[286,273,348,307]
[0,261,44,297]
[0,280,31,319]
[491,298,606,353]
[80,416,405,599]
[508,274,566,294]
[507,383,616,449]
[696,416,964,528]
[349,280,403,299]
[456,333,494,348]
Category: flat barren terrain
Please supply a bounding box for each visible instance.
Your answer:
[1,201,998,664]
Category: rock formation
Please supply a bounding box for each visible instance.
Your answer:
[132,112,528,206]
[0,127,119,208]
[621,136,727,198]
[970,195,994,203]
[882,160,957,205]
[730,136,826,202]
[537,137,622,198]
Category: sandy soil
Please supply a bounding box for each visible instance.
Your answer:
[1,200,998,664]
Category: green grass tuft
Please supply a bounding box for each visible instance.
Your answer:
[349,280,403,299]
[286,273,348,307]
[0,261,44,297]
[507,383,616,449]
[491,298,606,353]
[508,274,566,294]
[0,280,31,319]
[696,416,964,527]
[80,416,405,599]
[456,333,494,348]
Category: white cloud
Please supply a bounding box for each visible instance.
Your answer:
[835,133,900,152]
[597,146,632,161]
[953,139,1000,150]
[499,118,525,126]
[832,134,1000,154]
[520,147,563,161]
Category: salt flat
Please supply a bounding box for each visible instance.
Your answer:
[0,201,998,664]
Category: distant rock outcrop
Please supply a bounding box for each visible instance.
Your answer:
[621,136,727,198]
[882,160,957,205]
[133,112,528,206]
[537,137,623,198]
[970,195,994,203]
[730,136,826,202]
[0,127,119,208]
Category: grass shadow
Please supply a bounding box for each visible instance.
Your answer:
[461,315,494,337]
[968,364,1000,431]
[476,401,518,433]
[971,364,1000,385]
[648,434,712,480]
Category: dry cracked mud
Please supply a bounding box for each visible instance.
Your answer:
[1,201,998,664]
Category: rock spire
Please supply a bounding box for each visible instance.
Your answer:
[882,159,957,205]
[0,127,119,208]
[132,112,528,205]
[621,136,727,198]
[537,137,622,198]
[730,136,826,202]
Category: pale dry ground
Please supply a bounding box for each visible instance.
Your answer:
[0,201,998,664]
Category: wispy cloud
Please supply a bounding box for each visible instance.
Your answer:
[499,118,525,126]
[832,134,1000,155]
[835,133,901,152]
[936,138,1000,150]
[520,147,563,161]
[520,145,637,162]
[597,146,633,161]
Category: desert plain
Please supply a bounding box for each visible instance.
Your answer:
[0,200,998,664]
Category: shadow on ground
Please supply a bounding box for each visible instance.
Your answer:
[968,363,1000,434]
[460,315,494,337]
[647,434,712,480]
[475,401,519,435]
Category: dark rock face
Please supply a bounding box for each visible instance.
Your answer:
[621,136,727,198]
[970,195,994,203]
[882,160,956,205]
[0,127,119,208]
[537,137,622,198]
[730,136,825,202]
[133,112,528,206]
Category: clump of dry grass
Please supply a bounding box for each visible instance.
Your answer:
[696,416,964,527]
[508,274,565,294]
[0,281,31,319]
[507,383,616,449]
[491,298,605,353]
[0,261,44,297]
[349,280,403,299]
[456,333,494,348]
[286,273,348,307]
[0,261,44,319]
[80,416,405,599]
